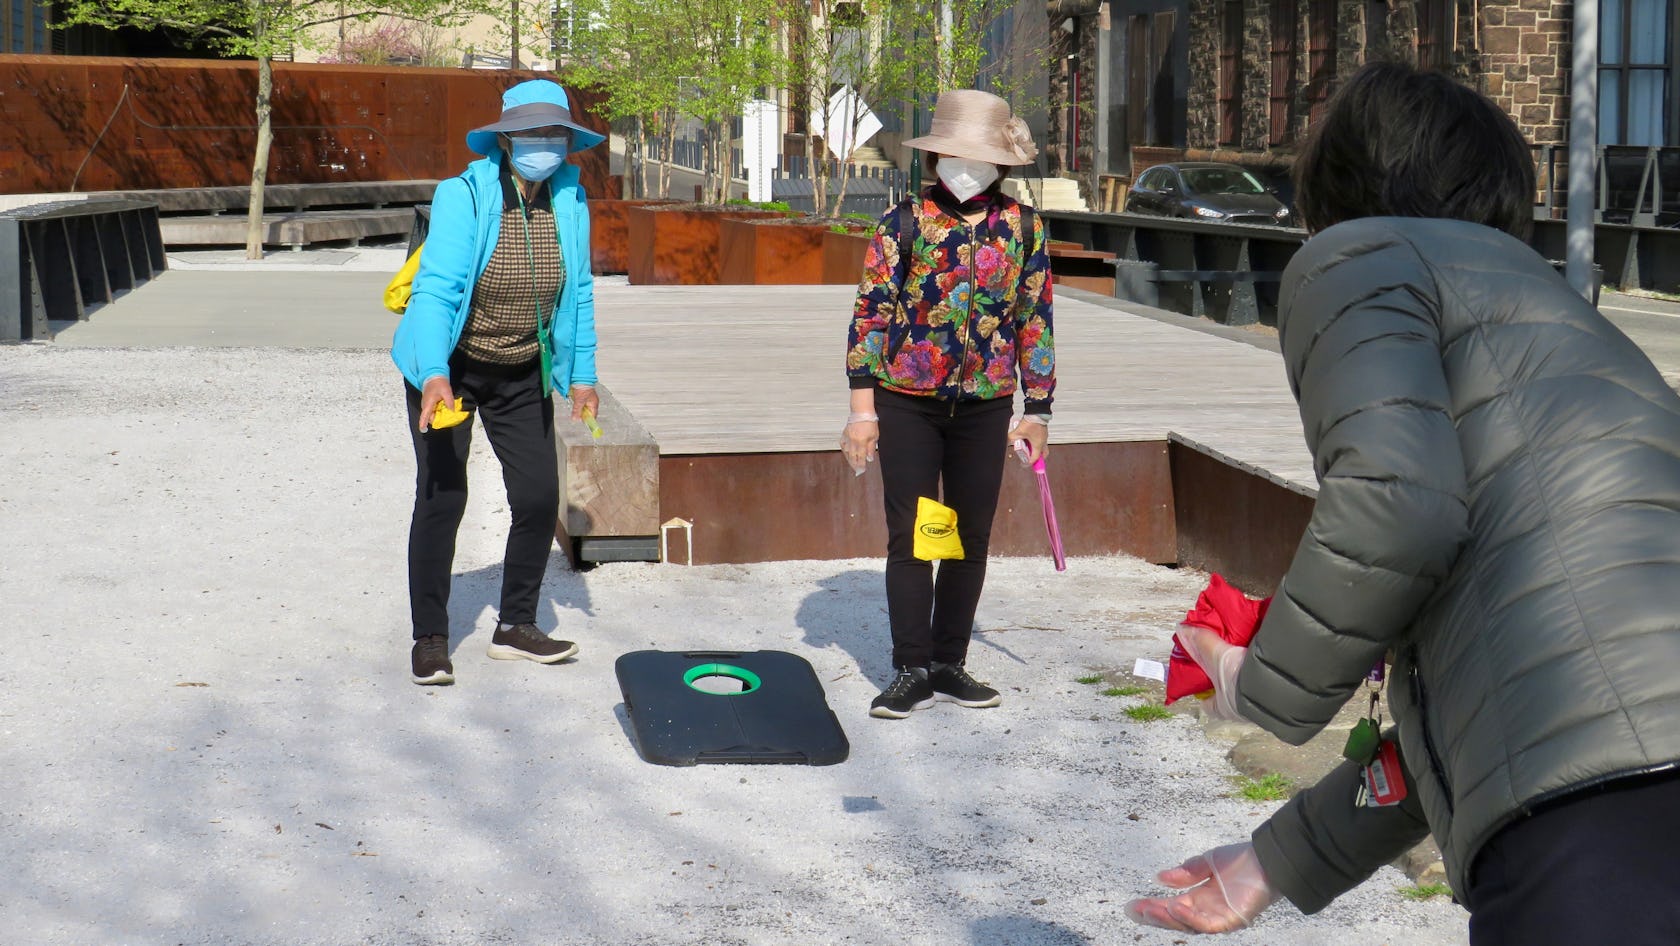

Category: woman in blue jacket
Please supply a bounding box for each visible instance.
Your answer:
[391,79,603,686]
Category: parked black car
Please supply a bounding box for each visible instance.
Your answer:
[1124,162,1295,227]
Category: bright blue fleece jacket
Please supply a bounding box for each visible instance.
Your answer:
[390,154,597,392]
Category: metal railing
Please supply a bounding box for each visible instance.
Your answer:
[1042,210,1304,325]
[1534,144,1680,227]
[0,198,166,341]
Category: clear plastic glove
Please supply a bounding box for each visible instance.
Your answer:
[840,414,879,476]
[1124,842,1281,934]
[1175,623,1248,722]
[1007,415,1049,463]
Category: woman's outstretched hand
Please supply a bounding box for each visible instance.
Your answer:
[1124,842,1282,934]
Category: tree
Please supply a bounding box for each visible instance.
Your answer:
[895,0,1058,199]
[565,0,687,199]
[663,0,782,205]
[777,0,917,216]
[56,0,490,259]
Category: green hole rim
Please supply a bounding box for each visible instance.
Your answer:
[682,663,762,696]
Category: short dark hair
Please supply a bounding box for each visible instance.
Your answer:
[1292,62,1535,237]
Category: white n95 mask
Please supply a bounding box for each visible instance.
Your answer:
[936,157,1001,203]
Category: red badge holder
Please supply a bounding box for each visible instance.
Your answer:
[1363,740,1408,807]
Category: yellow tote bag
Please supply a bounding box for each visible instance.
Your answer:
[913,496,964,561]
[383,243,424,314]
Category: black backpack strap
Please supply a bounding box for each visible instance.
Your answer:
[893,199,915,297]
[1017,202,1041,258]
[885,199,917,363]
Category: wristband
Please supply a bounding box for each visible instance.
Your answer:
[847,412,879,424]
[1022,414,1050,426]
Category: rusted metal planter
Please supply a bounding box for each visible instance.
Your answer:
[718,217,830,285]
[626,205,787,285]
[820,227,872,285]
[590,198,679,275]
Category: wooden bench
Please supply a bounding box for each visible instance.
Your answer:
[159,208,414,251]
[80,180,439,215]
[0,198,165,341]
[83,181,438,251]
[1047,243,1118,295]
[553,384,663,566]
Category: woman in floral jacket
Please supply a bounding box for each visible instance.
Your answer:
[841,89,1056,720]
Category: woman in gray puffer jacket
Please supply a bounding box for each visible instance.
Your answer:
[1127,63,1680,944]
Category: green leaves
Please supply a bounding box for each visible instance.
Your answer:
[56,0,487,59]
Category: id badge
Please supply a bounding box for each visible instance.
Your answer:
[1362,740,1408,807]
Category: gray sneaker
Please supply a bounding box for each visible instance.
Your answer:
[411,635,455,685]
[487,622,578,663]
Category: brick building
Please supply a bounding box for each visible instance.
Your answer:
[1040,0,1677,195]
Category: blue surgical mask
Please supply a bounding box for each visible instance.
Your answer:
[509,137,570,182]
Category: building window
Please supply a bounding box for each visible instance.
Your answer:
[1269,0,1298,146]
[1220,0,1245,146]
[30,0,43,51]
[1127,11,1178,148]
[1365,0,1390,55]
[1414,0,1452,72]
[1600,0,1670,145]
[1307,0,1338,122]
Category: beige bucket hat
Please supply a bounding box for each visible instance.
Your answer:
[902,89,1038,166]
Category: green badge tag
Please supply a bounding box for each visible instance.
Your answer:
[1342,717,1381,766]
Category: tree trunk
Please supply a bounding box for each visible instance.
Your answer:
[659,108,677,199]
[245,54,275,260]
[833,139,853,218]
[704,118,722,204]
[629,114,645,199]
[806,130,825,216]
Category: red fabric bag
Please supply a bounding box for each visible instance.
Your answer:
[1164,573,1272,705]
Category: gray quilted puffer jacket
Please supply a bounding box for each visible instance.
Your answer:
[1240,216,1680,910]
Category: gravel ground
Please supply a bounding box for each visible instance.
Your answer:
[0,345,1469,945]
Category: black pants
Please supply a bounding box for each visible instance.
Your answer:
[1466,770,1680,946]
[405,356,558,641]
[876,389,1012,669]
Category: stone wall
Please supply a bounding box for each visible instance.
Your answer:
[1476,0,1572,146]
[1175,0,1572,166]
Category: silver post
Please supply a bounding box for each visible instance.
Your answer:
[1567,0,1598,300]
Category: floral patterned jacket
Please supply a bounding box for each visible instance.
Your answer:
[845,189,1056,413]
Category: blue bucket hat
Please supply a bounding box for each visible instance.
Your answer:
[465,79,607,157]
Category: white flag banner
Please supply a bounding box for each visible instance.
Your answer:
[811,85,882,163]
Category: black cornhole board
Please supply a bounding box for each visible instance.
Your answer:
[615,650,850,766]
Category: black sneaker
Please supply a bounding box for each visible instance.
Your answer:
[870,667,935,719]
[411,635,454,685]
[930,663,1001,708]
[487,622,579,664]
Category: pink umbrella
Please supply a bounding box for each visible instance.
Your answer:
[1032,453,1067,571]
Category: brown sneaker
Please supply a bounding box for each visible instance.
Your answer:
[411,635,455,685]
[487,622,578,664]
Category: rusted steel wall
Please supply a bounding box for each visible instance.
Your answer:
[0,55,609,196]
[1168,435,1315,596]
[658,441,1176,566]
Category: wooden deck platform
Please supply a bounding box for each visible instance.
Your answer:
[590,283,1313,488]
